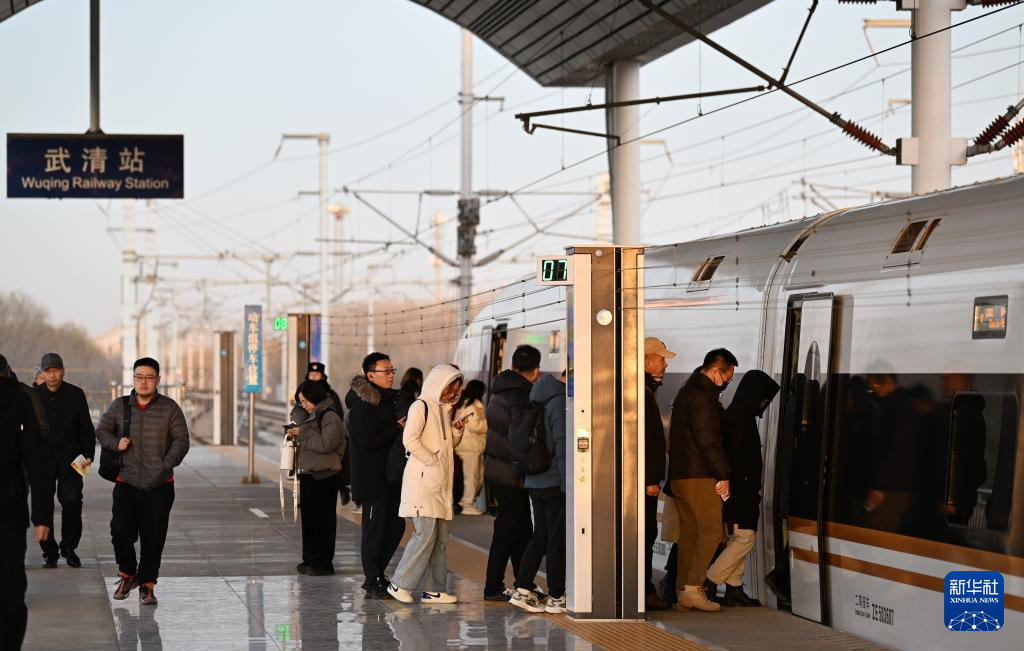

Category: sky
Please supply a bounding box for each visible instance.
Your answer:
[2,0,1022,339]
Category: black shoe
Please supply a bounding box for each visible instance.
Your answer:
[365,586,392,600]
[645,592,672,611]
[296,563,309,575]
[484,588,514,602]
[340,486,352,506]
[703,578,723,604]
[305,565,332,577]
[42,557,58,569]
[658,576,677,605]
[723,585,761,607]
[62,550,82,568]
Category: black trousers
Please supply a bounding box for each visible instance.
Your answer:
[359,496,405,583]
[517,487,566,599]
[0,528,28,650]
[39,462,84,559]
[645,494,660,595]
[299,473,339,570]
[484,483,534,595]
[111,482,175,585]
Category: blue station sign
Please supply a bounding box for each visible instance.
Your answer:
[243,305,263,394]
[6,133,184,199]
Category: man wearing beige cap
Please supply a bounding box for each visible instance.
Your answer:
[643,336,675,611]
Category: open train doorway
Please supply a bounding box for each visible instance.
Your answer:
[486,323,508,393]
[771,293,840,625]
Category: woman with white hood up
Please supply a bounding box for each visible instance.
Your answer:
[387,364,469,604]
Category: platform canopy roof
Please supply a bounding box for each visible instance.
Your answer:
[411,0,773,87]
[2,0,772,88]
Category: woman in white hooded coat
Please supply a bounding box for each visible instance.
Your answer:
[387,364,468,604]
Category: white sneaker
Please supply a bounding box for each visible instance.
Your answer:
[421,591,458,604]
[387,582,414,604]
[509,587,545,613]
[544,595,566,614]
[460,505,485,515]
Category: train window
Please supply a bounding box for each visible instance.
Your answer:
[912,218,941,252]
[890,220,928,254]
[973,296,1007,339]
[690,255,725,283]
[945,392,1018,532]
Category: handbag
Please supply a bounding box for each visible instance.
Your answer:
[98,396,130,482]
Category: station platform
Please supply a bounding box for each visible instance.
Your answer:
[22,443,889,650]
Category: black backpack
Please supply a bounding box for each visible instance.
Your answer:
[98,396,131,483]
[386,399,424,482]
[508,396,556,476]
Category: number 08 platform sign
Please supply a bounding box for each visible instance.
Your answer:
[7,133,183,199]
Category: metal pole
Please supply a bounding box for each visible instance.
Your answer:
[89,0,101,134]
[607,61,641,245]
[120,203,138,390]
[318,133,330,370]
[264,259,273,399]
[901,0,966,194]
[458,29,474,337]
[243,392,259,483]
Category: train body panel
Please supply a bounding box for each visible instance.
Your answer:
[453,175,1024,648]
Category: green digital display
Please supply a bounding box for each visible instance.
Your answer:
[273,317,288,331]
[541,258,569,282]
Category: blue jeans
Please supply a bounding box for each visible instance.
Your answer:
[391,517,449,592]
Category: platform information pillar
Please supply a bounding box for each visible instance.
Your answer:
[539,245,645,620]
[212,331,236,446]
[285,313,319,416]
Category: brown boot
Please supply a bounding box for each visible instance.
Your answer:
[678,585,722,612]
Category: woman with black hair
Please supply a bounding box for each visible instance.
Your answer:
[454,380,488,515]
[396,368,424,417]
[287,380,346,576]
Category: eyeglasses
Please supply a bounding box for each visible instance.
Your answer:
[133,375,158,382]
[369,368,396,375]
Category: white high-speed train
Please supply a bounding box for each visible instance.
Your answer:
[455,175,1024,649]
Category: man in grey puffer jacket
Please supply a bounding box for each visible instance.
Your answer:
[96,358,189,606]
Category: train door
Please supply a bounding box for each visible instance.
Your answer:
[486,324,508,394]
[773,293,838,624]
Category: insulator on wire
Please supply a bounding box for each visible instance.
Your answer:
[974,115,1011,146]
[1001,120,1024,148]
[978,1,1018,6]
[841,120,889,154]
[837,0,877,4]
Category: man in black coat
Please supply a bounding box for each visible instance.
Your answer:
[0,359,53,649]
[667,348,736,612]
[482,345,541,601]
[34,353,95,569]
[642,337,675,611]
[705,369,778,607]
[345,352,406,599]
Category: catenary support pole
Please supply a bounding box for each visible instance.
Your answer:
[898,0,966,193]
[120,203,137,390]
[457,29,477,338]
[607,61,641,245]
[318,133,331,369]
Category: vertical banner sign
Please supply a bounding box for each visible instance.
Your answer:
[309,315,322,364]
[243,305,263,393]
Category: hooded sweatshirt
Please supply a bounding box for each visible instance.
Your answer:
[398,364,464,520]
[722,370,779,530]
[525,374,567,492]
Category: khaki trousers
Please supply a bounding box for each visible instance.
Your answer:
[670,478,724,589]
[706,524,756,586]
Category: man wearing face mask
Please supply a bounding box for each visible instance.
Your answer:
[667,348,737,612]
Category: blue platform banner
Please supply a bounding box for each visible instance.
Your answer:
[6,133,184,199]
[243,305,263,394]
[944,570,1004,632]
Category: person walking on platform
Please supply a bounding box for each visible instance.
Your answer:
[0,356,53,651]
[34,352,95,569]
[288,380,346,576]
[482,345,542,602]
[704,370,779,607]
[387,365,468,605]
[508,370,568,615]
[96,358,190,605]
[667,348,737,612]
[642,338,675,611]
[346,352,407,600]
[301,362,352,506]
[453,380,487,515]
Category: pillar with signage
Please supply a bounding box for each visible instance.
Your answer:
[242,306,262,484]
[286,313,319,413]
[538,246,645,620]
[212,331,236,446]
